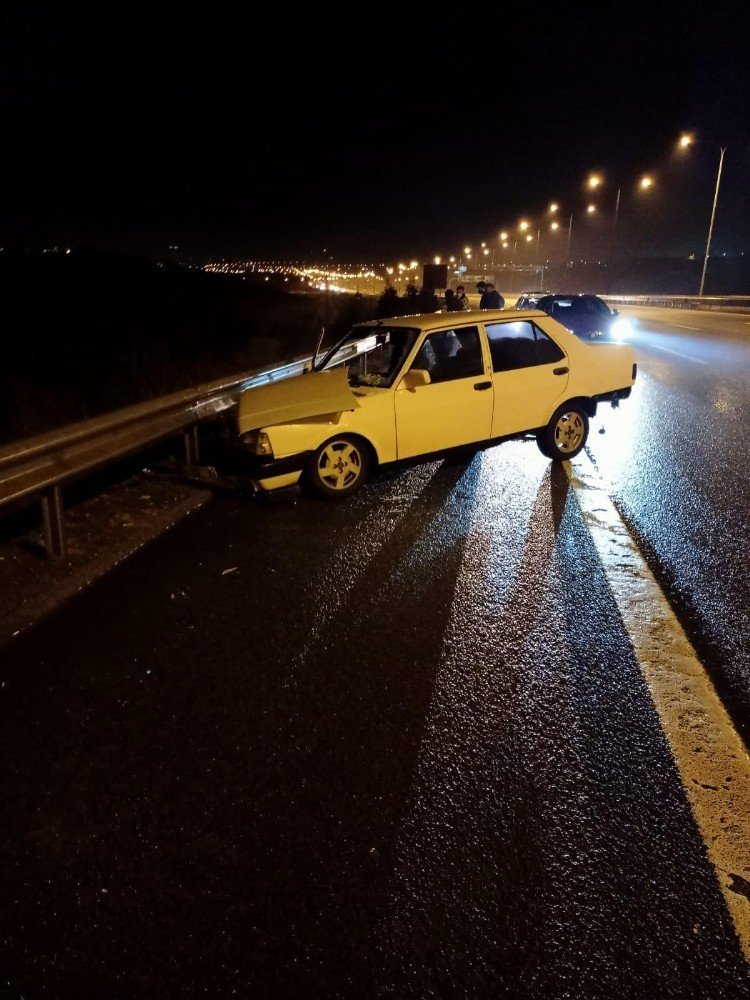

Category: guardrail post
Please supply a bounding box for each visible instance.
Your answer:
[183,425,200,465]
[41,486,66,559]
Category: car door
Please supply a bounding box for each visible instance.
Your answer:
[485,320,569,437]
[394,325,493,459]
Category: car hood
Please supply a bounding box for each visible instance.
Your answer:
[237,367,360,432]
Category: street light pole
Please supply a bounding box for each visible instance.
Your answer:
[699,146,727,297]
[610,186,621,261]
[607,185,622,289]
[566,213,573,260]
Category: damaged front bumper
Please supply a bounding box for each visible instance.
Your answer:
[235,448,311,491]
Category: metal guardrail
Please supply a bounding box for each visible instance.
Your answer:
[604,294,750,313]
[0,355,311,558]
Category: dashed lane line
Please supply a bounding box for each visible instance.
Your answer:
[567,451,750,961]
[659,320,704,331]
[649,343,707,364]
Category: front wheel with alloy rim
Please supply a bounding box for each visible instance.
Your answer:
[537,402,589,461]
[306,435,371,498]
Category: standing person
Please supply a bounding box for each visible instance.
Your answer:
[443,288,462,312]
[480,282,505,309]
[455,285,469,310]
[475,281,487,302]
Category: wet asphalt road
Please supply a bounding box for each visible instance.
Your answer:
[1,308,749,998]
[590,306,750,737]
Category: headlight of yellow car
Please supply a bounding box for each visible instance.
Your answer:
[239,431,274,456]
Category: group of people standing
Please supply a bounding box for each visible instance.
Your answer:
[443,280,505,312]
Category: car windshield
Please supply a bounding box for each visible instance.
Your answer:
[544,297,611,320]
[315,325,419,388]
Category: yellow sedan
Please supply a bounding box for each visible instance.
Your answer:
[235,309,636,498]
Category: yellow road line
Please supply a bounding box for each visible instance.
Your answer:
[567,452,750,960]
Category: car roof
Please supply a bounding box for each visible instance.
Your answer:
[542,293,602,301]
[357,309,544,332]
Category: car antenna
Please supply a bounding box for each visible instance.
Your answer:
[312,326,325,370]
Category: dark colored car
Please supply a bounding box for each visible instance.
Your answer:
[514,290,551,310]
[535,294,631,341]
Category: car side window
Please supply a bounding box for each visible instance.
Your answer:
[410,327,483,383]
[485,321,564,371]
[533,325,566,365]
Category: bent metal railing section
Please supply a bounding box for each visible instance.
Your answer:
[0,356,311,558]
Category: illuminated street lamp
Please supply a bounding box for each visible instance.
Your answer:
[464,246,472,255]
[549,202,559,213]
[677,132,727,295]
[586,204,597,214]
[499,230,508,241]
[409,260,418,270]
[434,255,442,265]
[525,234,533,242]
[550,221,560,231]
[587,174,602,190]
[639,174,654,190]
[449,255,456,263]
[483,247,490,255]
[519,220,529,232]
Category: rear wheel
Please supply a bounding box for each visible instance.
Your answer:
[537,402,589,461]
[306,435,371,499]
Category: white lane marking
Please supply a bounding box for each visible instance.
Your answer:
[659,321,703,331]
[649,344,707,364]
[567,452,750,960]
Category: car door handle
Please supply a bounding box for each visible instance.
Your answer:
[553,366,569,376]
[474,381,492,391]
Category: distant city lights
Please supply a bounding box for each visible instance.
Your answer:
[203,259,383,294]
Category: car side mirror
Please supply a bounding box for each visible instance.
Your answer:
[612,308,620,316]
[303,361,313,373]
[400,368,431,391]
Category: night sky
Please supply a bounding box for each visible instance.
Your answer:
[2,4,749,262]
